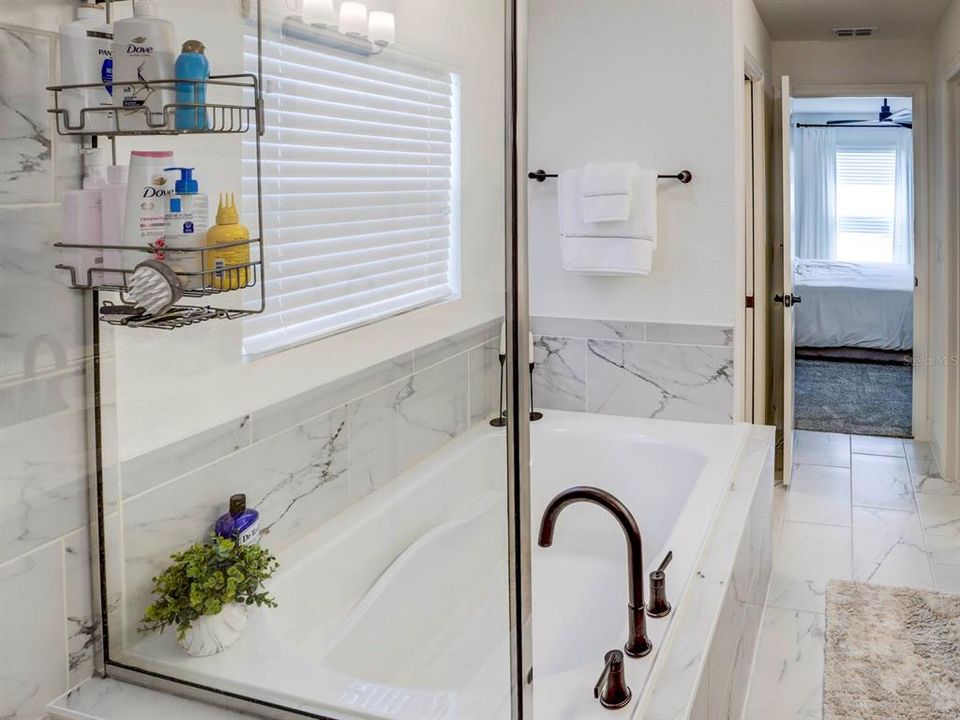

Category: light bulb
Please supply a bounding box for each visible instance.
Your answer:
[302,0,336,28]
[338,2,368,37]
[368,11,395,46]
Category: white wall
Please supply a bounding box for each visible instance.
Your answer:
[930,0,960,477]
[527,0,739,327]
[772,38,934,87]
[109,0,506,458]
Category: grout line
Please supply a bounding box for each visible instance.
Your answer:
[1,534,75,569]
[60,537,70,691]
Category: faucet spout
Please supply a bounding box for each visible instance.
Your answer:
[538,486,652,657]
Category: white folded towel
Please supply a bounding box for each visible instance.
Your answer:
[580,162,638,222]
[559,168,657,243]
[561,236,654,276]
[557,168,658,276]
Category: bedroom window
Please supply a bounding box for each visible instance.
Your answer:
[242,34,461,358]
[834,146,897,263]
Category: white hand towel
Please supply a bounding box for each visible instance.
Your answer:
[580,162,638,223]
[561,236,654,276]
[559,169,657,244]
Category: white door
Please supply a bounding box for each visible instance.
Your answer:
[780,76,796,485]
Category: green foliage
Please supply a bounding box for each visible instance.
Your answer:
[139,534,279,641]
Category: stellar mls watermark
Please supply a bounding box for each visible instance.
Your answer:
[908,354,960,367]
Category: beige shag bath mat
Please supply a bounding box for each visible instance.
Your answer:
[824,579,960,720]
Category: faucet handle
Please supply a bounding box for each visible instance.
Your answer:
[594,650,632,709]
[646,551,673,618]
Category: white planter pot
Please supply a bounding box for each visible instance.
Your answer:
[178,603,248,657]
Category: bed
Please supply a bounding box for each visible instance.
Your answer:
[793,259,914,351]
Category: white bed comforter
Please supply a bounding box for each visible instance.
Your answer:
[793,259,914,350]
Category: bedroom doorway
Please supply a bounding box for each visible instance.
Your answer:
[779,85,928,470]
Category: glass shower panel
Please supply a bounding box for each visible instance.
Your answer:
[98,1,515,718]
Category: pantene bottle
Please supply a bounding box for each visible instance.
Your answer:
[205,193,250,290]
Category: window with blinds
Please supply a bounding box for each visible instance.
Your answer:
[242,34,460,357]
[835,146,896,262]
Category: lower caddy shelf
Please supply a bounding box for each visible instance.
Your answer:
[56,237,265,329]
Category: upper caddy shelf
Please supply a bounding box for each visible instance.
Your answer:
[46,73,264,137]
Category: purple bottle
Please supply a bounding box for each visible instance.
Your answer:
[214,494,260,546]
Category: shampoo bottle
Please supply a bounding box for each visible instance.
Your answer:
[163,167,209,289]
[59,2,114,133]
[214,494,260,546]
[113,0,175,131]
[205,193,250,290]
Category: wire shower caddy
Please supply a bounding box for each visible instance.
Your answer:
[47,70,267,330]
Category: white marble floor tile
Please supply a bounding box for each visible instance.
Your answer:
[772,484,788,549]
[793,431,850,468]
[902,439,934,462]
[850,435,904,457]
[851,506,933,589]
[915,491,960,541]
[767,520,852,613]
[924,533,960,567]
[908,449,960,495]
[784,465,851,527]
[851,454,914,511]
[911,469,960,496]
[932,562,960,593]
[743,607,825,720]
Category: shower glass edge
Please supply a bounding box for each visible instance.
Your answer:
[87,1,534,719]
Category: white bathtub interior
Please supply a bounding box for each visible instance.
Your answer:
[120,411,752,720]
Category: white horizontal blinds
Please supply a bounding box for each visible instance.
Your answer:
[242,34,458,357]
[835,146,896,262]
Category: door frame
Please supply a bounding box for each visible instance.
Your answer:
[737,51,769,424]
[945,61,960,481]
[789,82,930,441]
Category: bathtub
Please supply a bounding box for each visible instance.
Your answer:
[124,410,773,720]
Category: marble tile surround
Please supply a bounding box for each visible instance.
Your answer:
[116,319,500,647]
[640,426,775,720]
[1,5,91,720]
[531,316,734,424]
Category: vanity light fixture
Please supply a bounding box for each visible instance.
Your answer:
[288,2,395,57]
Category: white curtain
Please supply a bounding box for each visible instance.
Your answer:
[794,126,838,260]
[892,130,914,265]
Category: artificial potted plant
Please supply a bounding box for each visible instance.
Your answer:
[139,533,279,657]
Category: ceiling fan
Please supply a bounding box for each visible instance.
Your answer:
[826,98,912,129]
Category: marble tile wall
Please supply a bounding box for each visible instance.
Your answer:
[0,3,93,719]
[114,319,501,648]
[700,463,773,719]
[531,316,735,423]
[641,427,775,720]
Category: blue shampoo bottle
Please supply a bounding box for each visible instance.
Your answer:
[215,494,260,546]
[175,40,210,130]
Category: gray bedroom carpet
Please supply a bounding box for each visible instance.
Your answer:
[795,358,912,437]
[824,579,960,720]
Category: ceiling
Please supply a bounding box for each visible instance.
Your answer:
[791,96,912,114]
[753,0,952,41]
